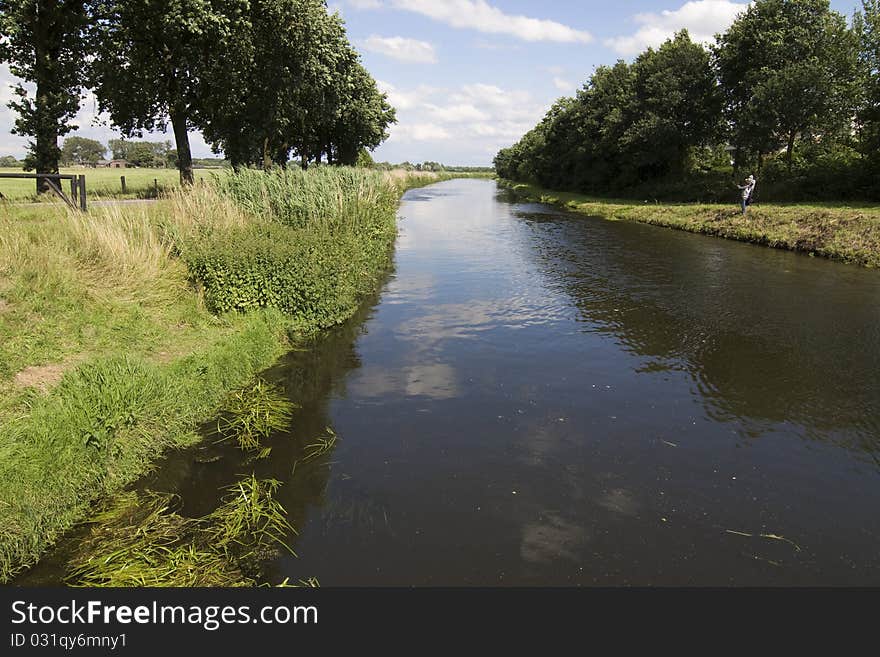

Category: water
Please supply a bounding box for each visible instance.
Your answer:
[21,179,880,586]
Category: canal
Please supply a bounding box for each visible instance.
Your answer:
[23,178,880,586]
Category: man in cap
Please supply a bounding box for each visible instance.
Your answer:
[737,175,756,215]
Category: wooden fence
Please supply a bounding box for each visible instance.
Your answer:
[0,173,87,211]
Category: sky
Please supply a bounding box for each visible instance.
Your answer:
[0,0,867,166]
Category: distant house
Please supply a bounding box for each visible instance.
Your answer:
[95,159,128,168]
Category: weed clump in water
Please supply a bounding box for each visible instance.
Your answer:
[66,475,296,587]
[302,427,338,462]
[214,379,297,452]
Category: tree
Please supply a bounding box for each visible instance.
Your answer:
[107,138,129,160]
[713,0,860,172]
[89,0,243,184]
[323,57,396,166]
[60,135,106,165]
[0,0,92,193]
[200,0,393,169]
[618,31,722,183]
[0,155,21,168]
[855,0,880,166]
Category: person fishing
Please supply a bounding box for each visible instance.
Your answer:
[737,175,757,215]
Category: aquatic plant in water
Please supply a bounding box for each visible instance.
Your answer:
[302,427,339,462]
[215,379,297,451]
[66,476,297,587]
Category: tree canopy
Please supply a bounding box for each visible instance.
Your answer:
[89,0,245,184]
[1,0,394,186]
[60,135,106,165]
[497,0,875,200]
[855,0,880,164]
[497,31,722,193]
[713,0,858,171]
[0,0,92,191]
[199,0,394,169]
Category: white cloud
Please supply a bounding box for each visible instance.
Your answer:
[423,103,489,123]
[553,77,574,93]
[363,35,438,63]
[605,0,748,56]
[388,0,592,43]
[391,123,452,141]
[347,0,382,8]
[377,80,445,111]
[375,79,548,164]
[0,66,24,155]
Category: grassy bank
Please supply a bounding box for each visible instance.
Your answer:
[0,168,441,582]
[500,180,880,268]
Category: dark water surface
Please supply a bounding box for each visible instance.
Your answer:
[22,179,880,586]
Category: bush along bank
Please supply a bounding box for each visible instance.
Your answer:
[500,180,880,269]
[0,167,431,583]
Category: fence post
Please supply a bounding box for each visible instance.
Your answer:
[78,175,87,212]
[70,177,77,202]
[154,178,159,196]
[120,175,126,194]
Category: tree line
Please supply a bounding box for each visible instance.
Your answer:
[55,136,177,168]
[0,0,396,192]
[495,0,880,202]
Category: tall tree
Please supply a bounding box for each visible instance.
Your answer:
[89,0,243,184]
[713,0,859,172]
[855,0,880,165]
[200,0,393,169]
[618,31,722,183]
[324,57,396,166]
[0,0,91,193]
[60,135,106,165]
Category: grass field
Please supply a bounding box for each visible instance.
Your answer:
[0,167,217,201]
[500,180,880,268]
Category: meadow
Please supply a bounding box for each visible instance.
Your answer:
[0,167,216,200]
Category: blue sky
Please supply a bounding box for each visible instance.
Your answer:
[0,0,866,165]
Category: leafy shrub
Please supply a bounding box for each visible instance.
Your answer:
[179,168,399,330]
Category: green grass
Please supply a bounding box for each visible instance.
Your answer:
[0,167,215,201]
[0,167,459,583]
[500,180,880,268]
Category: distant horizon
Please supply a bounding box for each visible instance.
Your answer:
[0,0,865,166]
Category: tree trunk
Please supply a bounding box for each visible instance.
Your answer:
[786,131,796,174]
[34,0,60,194]
[300,144,309,170]
[169,106,194,186]
[262,137,272,171]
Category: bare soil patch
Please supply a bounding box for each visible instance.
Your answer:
[14,362,71,392]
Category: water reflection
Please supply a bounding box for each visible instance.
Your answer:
[513,204,880,450]
[282,179,880,585]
